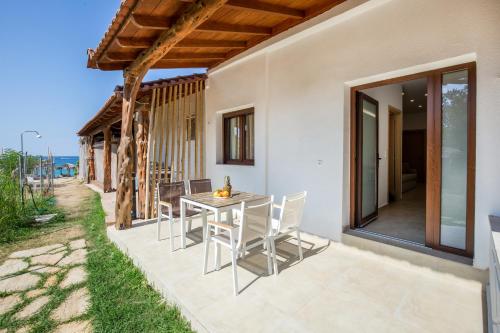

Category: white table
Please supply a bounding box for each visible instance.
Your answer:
[180,191,269,270]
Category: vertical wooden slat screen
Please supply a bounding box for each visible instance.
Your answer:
[142,78,206,218]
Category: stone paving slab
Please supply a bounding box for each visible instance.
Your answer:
[31,252,65,266]
[0,259,29,277]
[26,288,46,299]
[60,267,87,289]
[9,244,63,259]
[69,239,86,251]
[51,288,89,322]
[14,295,50,320]
[37,266,61,275]
[0,273,40,292]
[27,265,46,272]
[58,249,87,266]
[0,294,22,315]
[54,320,92,333]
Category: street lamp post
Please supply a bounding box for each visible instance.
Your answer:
[20,130,42,192]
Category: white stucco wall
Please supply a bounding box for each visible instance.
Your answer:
[205,0,500,268]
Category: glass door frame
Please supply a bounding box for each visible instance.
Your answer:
[349,62,476,258]
[355,92,380,227]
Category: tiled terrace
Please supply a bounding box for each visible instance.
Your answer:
[107,216,486,333]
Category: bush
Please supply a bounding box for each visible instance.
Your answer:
[0,149,60,243]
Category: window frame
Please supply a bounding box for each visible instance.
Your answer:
[223,108,255,165]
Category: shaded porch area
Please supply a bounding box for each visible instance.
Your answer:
[107,216,485,333]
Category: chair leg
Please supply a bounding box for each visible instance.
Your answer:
[187,219,192,233]
[169,219,175,252]
[266,239,272,276]
[270,238,278,276]
[230,247,239,296]
[296,229,303,261]
[203,228,210,275]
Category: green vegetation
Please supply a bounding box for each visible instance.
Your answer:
[83,193,193,333]
[0,182,193,332]
[0,150,62,244]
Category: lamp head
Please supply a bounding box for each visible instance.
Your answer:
[36,134,42,139]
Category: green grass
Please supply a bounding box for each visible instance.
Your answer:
[83,193,193,333]
[0,190,193,333]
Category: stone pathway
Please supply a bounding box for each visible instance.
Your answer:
[0,240,92,332]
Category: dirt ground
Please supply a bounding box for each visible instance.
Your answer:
[0,178,93,263]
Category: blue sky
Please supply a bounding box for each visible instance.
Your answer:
[0,1,202,156]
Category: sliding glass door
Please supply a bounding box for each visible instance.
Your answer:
[356,92,379,226]
[352,62,476,257]
[427,64,475,256]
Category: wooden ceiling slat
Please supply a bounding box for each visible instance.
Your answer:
[175,39,246,48]
[224,0,305,18]
[131,14,172,29]
[107,51,227,61]
[88,0,347,71]
[197,21,271,35]
[116,37,155,48]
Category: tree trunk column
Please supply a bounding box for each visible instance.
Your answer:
[87,136,95,183]
[115,72,145,229]
[103,126,112,192]
[136,106,149,219]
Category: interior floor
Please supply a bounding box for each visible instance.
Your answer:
[362,184,425,244]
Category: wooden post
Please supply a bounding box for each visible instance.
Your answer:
[115,71,146,230]
[136,104,149,219]
[170,85,178,182]
[103,126,112,192]
[181,83,187,180]
[187,82,193,180]
[144,89,157,219]
[87,136,95,183]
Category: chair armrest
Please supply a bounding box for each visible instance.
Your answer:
[207,220,235,231]
[159,201,172,208]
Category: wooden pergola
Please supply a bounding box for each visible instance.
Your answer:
[87,0,347,229]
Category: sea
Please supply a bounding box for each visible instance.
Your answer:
[51,156,79,177]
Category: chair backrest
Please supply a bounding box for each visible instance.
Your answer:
[157,181,186,211]
[278,191,307,231]
[189,179,212,194]
[237,197,273,249]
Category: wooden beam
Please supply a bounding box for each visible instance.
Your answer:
[107,51,226,61]
[116,37,155,49]
[130,14,270,35]
[131,14,172,30]
[103,126,112,193]
[225,0,304,18]
[197,21,271,35]
[152,59,216,69]
[174,39,246,48]
[164,52,226,60]
[97,62,131,71]
[126,0,228,77]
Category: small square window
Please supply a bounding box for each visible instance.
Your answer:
[223,108,254,165]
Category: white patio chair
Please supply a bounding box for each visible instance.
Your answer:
[269,191,307,275]
[203,197,274,296]
[157,181,199,251]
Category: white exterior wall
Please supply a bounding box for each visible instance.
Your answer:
[205,0,500,268]
[94,146,104,186]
